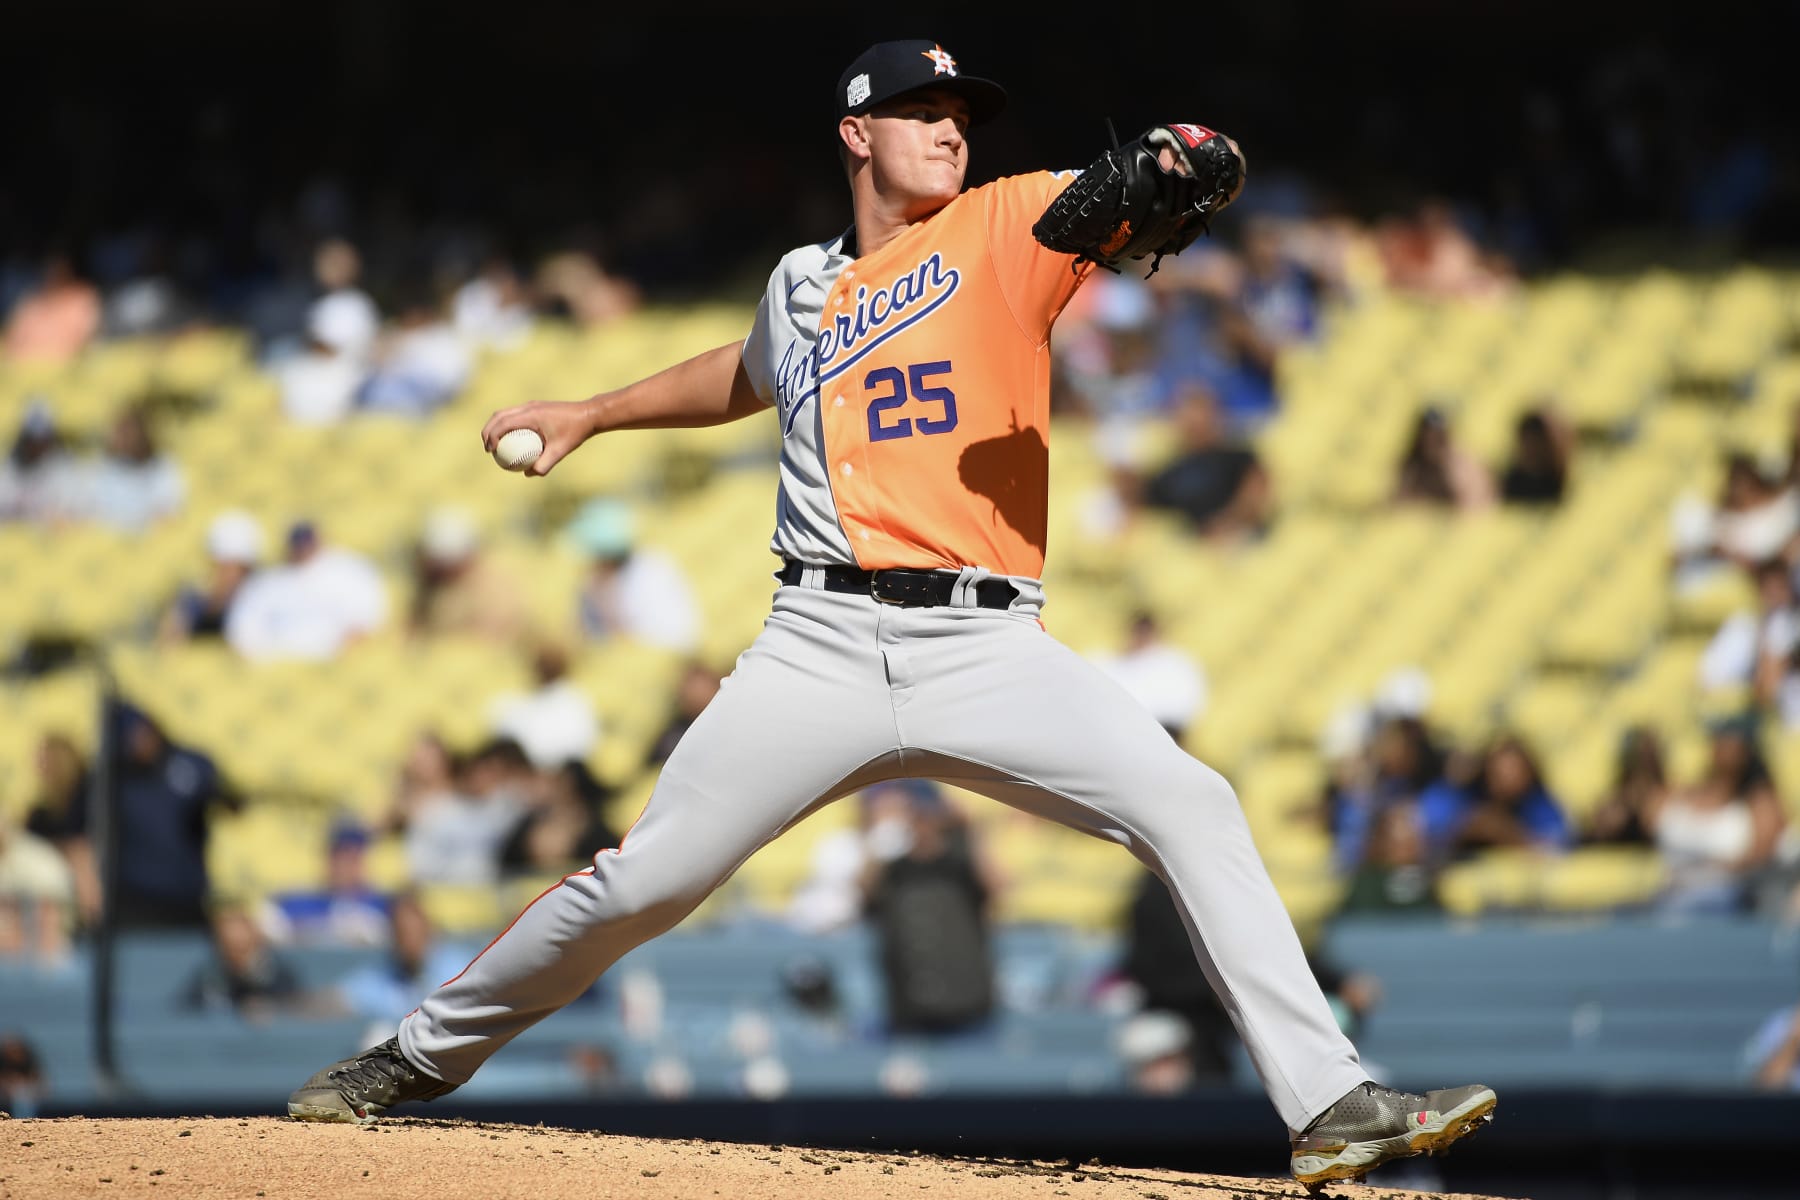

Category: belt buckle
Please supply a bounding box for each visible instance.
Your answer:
[870,570,906,605]
[870,570,932,606]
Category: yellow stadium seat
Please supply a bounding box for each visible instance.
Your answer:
[1538,847,1666,912]
[417,884,506,937]
[1436,848,1549,916]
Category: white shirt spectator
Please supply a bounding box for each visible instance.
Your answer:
[453,271,533,351]
[360,319,472,416]
[1095,639,1208,736]
[404,791,524,887]
[277,289,380,425]
[579,550,700,653]
[226,544,388,661]
[79,453,185,532]
[489,681,602,770]
[0,826,74,910]
[277,354,365,425]
[1701,609,1799,691]
[0,452,80,523]
[785,827,868,934]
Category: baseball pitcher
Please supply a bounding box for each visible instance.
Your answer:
[287,40,1494,1189]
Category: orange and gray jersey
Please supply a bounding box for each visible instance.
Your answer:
[742,170,1091,581]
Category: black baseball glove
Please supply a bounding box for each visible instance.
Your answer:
[1031,123,1246,276]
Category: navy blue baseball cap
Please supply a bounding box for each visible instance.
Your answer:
[836,40,1007,127]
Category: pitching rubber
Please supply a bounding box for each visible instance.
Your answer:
[1291,1086,1498,1190]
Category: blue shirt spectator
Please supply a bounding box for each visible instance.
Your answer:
[260,821,390,948]
[1328,716,1445,873]
[1418,736,1572,860]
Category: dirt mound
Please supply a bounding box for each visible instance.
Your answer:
[1,1116,1515,1200]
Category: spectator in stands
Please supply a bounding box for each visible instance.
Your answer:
[488,641,602,770]
[358,285,472,417]
[226,520,388,661]
[1654,719,1787,914]
[648,660,723,765]
[1392,407,1496,511]
[382,732,460,836]
[1138,384,1273,542]
[0,1034,46,1119]
[275,240,380,425]
[1747,999,1800,1091]
[568,498,699,653]
[534,249,640,328]
[1375,201,1515,301]
[23,733,100,928]
[1092,611,1208,742]
[862,781,997,1035]
[309,239,380,360]
[1117,871,1237,1082]
[77,407,186,533]
[328,892,467,1029]
[1326,714,1446,873]
[1055,275,1168,424]
[1117,1010,1202,1095]
[1338,802,1442,916]
[1499,408,1573,506]
[0,815,75,966]
[1670,452,1800,596]
[1419,734,1572,861]
[402,738,533,887]
[0,400,80,524]
[107,701,236,928]
[1202,215,1327,430]
[499,759,619,879]
[180,906,303,1020]
[259,820,390,948]
[1700,557,1798,704]
[1585,726,1669,846]
[2,253,100,363]
[159,510,266,644]
[408,506,530,646]
[453,255,535,352]
[786,791,880,935]
[101,239,191,338]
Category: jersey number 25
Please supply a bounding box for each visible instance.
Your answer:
[866,361,959,442]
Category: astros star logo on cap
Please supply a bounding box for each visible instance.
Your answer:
[921,44,958,76]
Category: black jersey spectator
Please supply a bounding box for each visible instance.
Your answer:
[862,781,996,1035]
[500,760,619,878]
[1499,408,1572,505]
[1586,726,1668,847]
[1118,869,1237,1082]
[108,702,235,928]
[1394,407,1496,511]
[1140,383,1272,542]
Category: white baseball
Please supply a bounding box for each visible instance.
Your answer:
[493,428,544,472]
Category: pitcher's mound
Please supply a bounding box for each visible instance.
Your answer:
[1,1116,1518,1199]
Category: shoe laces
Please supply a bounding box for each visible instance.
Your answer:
[328,1049,413,1096]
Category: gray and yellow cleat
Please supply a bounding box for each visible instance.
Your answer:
[1290,1080,1496,1193]
[287,1037,458,1124]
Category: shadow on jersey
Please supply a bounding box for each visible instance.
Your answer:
[957,423,1048,555]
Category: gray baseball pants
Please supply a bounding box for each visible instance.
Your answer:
[399,573,1366,1131]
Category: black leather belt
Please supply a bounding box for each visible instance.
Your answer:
[778,560,1017,610]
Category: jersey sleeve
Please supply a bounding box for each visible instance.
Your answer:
[982,170,1093,343]
[738,267,783,409]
